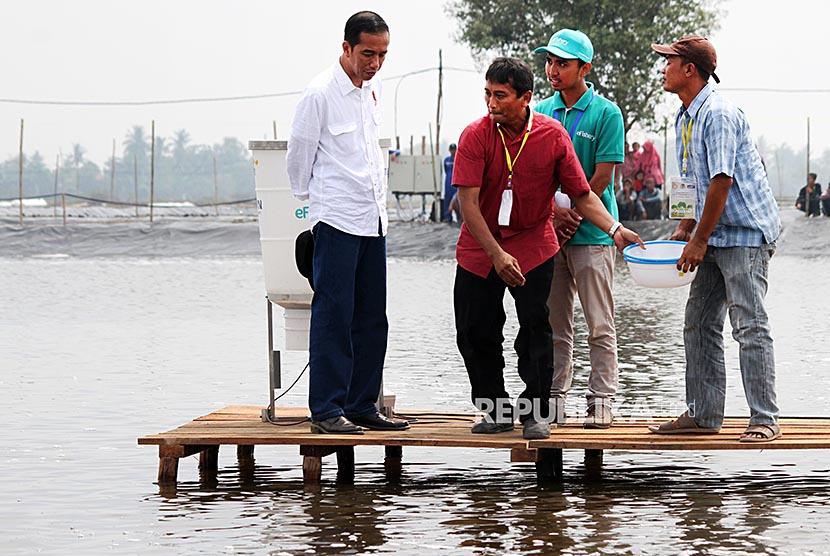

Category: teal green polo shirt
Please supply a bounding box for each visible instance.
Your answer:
[535,82,624,245]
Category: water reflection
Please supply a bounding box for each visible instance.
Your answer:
[146,458,830,555]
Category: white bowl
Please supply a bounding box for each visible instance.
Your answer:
[623,240,697,288]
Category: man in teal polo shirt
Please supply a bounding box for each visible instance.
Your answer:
[534,29,625,428]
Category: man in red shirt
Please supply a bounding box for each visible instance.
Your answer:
[453,57,643,439]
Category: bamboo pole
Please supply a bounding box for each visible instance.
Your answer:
[18,119,23,226]
[133,155,139,217]
[213,152,219,217]
[110,138,116,202]
[435,49,443,156]
[429,123,440,222]
[53,154,59,220]
[150,120,155,223]
[806,117,811,217]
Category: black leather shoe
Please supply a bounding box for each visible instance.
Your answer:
[349,412,410,431]
[310,415,364,435]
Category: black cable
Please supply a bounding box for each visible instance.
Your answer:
[263,362,311,427]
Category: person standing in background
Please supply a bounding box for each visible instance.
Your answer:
[442,143,458,222]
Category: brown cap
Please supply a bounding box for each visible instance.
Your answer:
[651,35,719,84]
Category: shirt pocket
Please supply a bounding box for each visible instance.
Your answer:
[327,121,360,158]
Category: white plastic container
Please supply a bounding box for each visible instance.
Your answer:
[250,141,314,300]
[250,140,312,351]
[283,308,311,353]
[623,240,697,288]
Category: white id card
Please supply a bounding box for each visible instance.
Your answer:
[669,175,696,219]
[498,189,513,226]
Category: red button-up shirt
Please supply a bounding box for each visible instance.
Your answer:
[453,112,590,278]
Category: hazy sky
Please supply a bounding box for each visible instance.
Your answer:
[2,0,829,166]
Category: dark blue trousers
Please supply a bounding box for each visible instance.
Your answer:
[308,222,388,422]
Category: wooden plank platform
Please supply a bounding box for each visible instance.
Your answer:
[138,406,830,485]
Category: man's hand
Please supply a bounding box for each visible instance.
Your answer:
[492,249,526,287]
[670,227,692,242]
[677,237,707,273]
[553,206,582,244]
[612,226,645,253]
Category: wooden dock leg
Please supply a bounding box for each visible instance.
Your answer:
[336,446,355,484]
[584,449,603,479]
[199,446,219,474]
[299,445,340,485]
[535,448,563,483]
[303,456,322,484]
[384,445,403,481]
[237,445,255,463]
[159,457,179,485]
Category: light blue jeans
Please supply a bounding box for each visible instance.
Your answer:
[684,243,778,429]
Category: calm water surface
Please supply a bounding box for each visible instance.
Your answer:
[2,209,830,555]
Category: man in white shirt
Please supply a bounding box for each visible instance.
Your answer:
[287,11,408,435]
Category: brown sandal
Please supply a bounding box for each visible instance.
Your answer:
[739,423,781,442]
[648,413,720,434]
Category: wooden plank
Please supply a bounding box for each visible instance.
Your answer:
[510,447,539,462]
[139,407,830,452]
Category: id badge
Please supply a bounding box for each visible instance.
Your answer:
[498,189,513,226]
[669,175,696,219]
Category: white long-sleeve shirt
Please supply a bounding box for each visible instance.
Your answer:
[286,62,387,237]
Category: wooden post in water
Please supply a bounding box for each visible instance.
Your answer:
[272,121,277,140]
[53,154,60,220]
[213,152,219,217]
[18,119,24,226]
[149,120,155,223]
[110,138,116,202]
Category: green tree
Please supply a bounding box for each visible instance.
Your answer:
[447,0,721,134]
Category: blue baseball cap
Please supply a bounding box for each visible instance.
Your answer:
[534,29,594,63]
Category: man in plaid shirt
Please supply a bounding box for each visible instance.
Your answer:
[648,36,782,442]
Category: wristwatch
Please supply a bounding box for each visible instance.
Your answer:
[608,221,623,238]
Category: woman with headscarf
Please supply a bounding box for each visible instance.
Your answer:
[637,140,664,188]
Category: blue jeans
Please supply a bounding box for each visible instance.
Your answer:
[308,222,388,422]
[684,243,778,429]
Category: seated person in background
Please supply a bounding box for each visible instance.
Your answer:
[639,177,662,219]
[821,184,830,217]
[616,178,645,220]
[632,169,645,193]
[796,173,822,216]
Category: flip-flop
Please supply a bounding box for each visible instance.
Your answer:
[648,413,720,434]
[739,423,781,442]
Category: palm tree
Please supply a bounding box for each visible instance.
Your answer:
[123,126,149,166]
[70,143,85,194]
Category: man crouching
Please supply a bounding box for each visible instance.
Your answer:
[452,57,643,439]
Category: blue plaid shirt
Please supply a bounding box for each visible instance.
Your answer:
[675,84,780,247]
